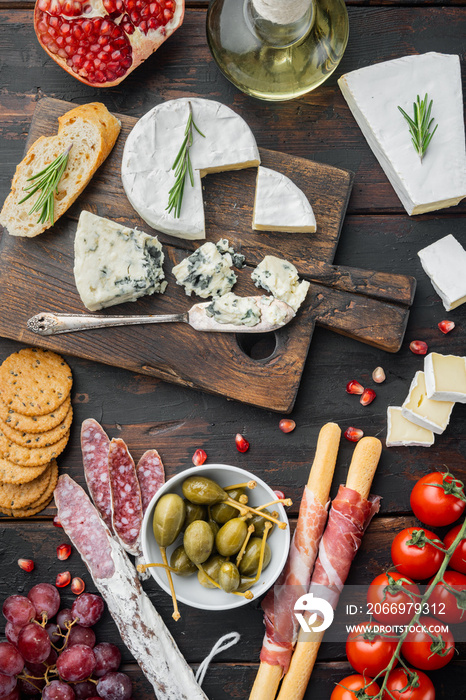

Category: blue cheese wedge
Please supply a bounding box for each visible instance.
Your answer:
[424,352,466,403]
[386,407,435,447]
[338,53,466,215]
[206,293,261,327]
[251,256,310,312]
[418,235,466,311]
[401,371,454,435]
[122,98,260,240]
[74,211,166,312]
[172,241,237,299]
[252,167,316,233]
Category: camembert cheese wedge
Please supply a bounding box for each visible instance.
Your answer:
[418,235,466,311]
[424,353,466,403]
[338,53,466,215]
[386,407,435,448]
[252,167,316,233]
[401,371,454,435]
[122,98,260,240]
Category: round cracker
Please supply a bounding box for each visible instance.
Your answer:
[0,395,71,433]
[0,461,52,508]
[0,428,69,467]
[0,461,58,517]
[0,349,73,416]
[0,458,49,485]
[0,405,73,448]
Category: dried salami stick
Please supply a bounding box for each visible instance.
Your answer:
[108,438,144,557]
[54,475,208,700]
[81,418,112,530]
[137,449,165,514]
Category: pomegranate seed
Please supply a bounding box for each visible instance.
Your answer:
[344,427,364,442]
[274,490,285,500]
[279,419,296,433]
[235,434,249,453]
[192,449,207,466]
[18,558,34,572]
[53,515,63,528]
[70,577,85,595]
[410,340,428,355]
[346,380,364,395]
[56,571,71,587]
[57,544,72,561]
[360,388,376,406]
[372,366,386,383]
[438,320,455,334]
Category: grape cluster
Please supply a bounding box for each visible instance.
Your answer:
[0,583,132,700]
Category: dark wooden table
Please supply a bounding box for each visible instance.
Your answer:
[1,2,465,698]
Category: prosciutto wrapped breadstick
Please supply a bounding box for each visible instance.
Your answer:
[249,422,341,700]
[276,437,382,700]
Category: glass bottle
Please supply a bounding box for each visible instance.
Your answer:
[206,0,349,102]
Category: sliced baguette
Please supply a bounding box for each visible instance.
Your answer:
[0,103,121,237]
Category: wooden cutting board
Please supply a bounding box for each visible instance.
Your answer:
[0,98,415,413]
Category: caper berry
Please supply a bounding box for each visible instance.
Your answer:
[218,561,240,593]
[170,545,197,577]
[215,517,248,557]
[182,476,228,505]
[153,493,186,548]
[183,501,207,531]
[184,519,214,564]
[211,487,246,524]
[239,537,271,577]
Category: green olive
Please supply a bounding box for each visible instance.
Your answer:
[183,520,214,564]
[170,545,197,577]
[239,537,271,577]
[182,501,207,531]
[218,561,240,593]
[215,517,248,557]
[211,487,246,524]
[197,555,226,588]
[182,476,227,505]
[153,493,186,548]
[250,510,276,537]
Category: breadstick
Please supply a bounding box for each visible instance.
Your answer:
[249,422,341,700]
[276,437,382,700]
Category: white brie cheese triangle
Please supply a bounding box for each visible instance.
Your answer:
[122,98,260,240]
[338,53,466,215]
[252,166,316,233]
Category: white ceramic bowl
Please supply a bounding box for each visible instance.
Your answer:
[141,464,290,611]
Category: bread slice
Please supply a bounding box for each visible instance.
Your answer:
[0,103,121,237]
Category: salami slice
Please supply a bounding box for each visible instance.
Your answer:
[54,475,208,700]
[81,419,112,531]
[108,438,143,556]
[136,449,165,514]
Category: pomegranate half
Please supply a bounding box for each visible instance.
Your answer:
[34,0,184,87]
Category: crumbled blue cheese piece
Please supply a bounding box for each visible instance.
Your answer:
[206,293,261,327]
[74,211,166,312]
[260,296,289,326]
[216,238,246,268]
[172,241,237,299]
[251,256,310,312]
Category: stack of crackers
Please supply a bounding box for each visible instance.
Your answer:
[0,348,73,517]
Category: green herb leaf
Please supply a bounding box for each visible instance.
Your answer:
[398,94,438,163]
[18,145,72,226]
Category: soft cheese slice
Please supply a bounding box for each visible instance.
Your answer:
[401,371,454,435]
[122,98,260,240]
[251,255,310,312]
[252,167,317,233]
[425,353,466,403]
[418,235,466,311]
[387,407,435,447]
[172,241,237,299]
[338,53,466,215]
[74,211,166,312]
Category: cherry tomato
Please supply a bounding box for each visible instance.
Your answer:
[391,528,445,580]
[330,674,380,700]
[346,620,398,677]
[428,570,466,624]
[382,667,435,700]
[367,572,421,624]
[410,471,465,527]
[401,615,455,670]
[444,524,466,574]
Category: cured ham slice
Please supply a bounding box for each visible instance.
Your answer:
[137,449,165,514]
[81,419,112,530]
[108,438,144,556]
[54,475,208,700]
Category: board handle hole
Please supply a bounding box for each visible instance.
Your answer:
[236,332,277,361]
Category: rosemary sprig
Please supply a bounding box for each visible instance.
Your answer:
[398,94,438,163]
[18,145,72,226]
[166,102,205,218]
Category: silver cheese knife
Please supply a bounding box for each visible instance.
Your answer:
[27,297,295,336]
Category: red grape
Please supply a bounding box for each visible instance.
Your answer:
[1,688,19,700]
[42,680,76,699]
[56,644,96,683]
[28,584,60,621]
[0,642,24,676]
[45,648,58,667]
[0,674,16,699]
[93,643,121,678]
[72,681,96,699]
[68,626,96,649]
[18,673,45,696]
[71,595,104,628]
[57,609,73,630]
[2,595,35,627]
[17,623,51,664]
[4,623,22,647]
[45,623,62,646]
[97,672,132,700]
